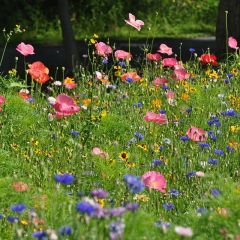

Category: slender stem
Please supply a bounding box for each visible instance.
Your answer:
[225,11,229,70]
[0,37,10,69]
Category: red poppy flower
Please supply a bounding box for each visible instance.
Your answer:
[12,181,29,192]
[199,54,218,66]
[27,61,50,84]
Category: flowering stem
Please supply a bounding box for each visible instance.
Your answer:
[0,36,10,69]
[225,11,229,71]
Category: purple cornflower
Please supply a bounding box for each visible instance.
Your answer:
[91,189,109,199]
[159,109,166,114]
[104,207,126,217]
[208,159,218,165]
[54,173,74,185]
[125,203,139,212]
[124,174,145,194]
[76,201,96,216]
[169,189,180,197]
[163,203,174,211]
[134,132,144,140]
[211,188,221,197]
[221,109,236,116]
[109,220,125,240]
[152,159,164,166]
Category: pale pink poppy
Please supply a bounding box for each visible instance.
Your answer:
[175,226,193,237]
[166,91,174,99]
[52,94,80,118]
[152,77,168,87]
[162,58,178,67]
[144,112,168,125]
[158,44,173,55]
[173,68,190,80]
[142,171,167,192]
[186,126,207,142]
[0,96,5,105]
[12,181,29,192]
[95,71,102,80]
[146,53,161,61]
[228,36,239,49]
[125,13,144,31]
[196,171,205,177]
[95,42,112,57]
[64,83,77,90]
[16,42,35,56]
[92,147,109,158]
[115,50,132,60]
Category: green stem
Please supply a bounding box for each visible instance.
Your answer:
[225,11,229,71]
[0,37,10,69]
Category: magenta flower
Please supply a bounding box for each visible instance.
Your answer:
[175,226,193,237]
[152,77,168,87]
[52,94,80,119]
[162,58,178,67]
[115,50,132,60]
[91,147,109,158]
[95,42,112,57]
[158,44,173,55]
[173,68,190,80]
[125,13,144,31]
[144,112,168,125]
[16,42,35,56]
[142,171,167,192]
[228,36,239,49]
[186,126,207,142]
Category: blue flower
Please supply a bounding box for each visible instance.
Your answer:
[152,159,164,166]
[7,216,18,223]
[169,189,180,197]
[226,145,235,152]
[54,173,74,185]
[162,85,169,90]
[133,102,143,108]
[189,48,195,53]
[214,149,224,156]
[119,61,126,68]
[186,107,192,113]
[91,189,109,198]
[32,231,47,239]
[186,171,196,178]
[159,109,166,114]
[0,214,3,219]
[10,203,26,213]
[162,203,174,210]
[196,207,207,214]
[126,77,134,83]
[159,146,165,151]
[102,58,108,64]
[109,220,125,240]
[59,226,72,236]
[198,142,210,148]
[180,136,190,142]
[76,201,96,215]
[125,203,139,212]
[155,220,171,229]
[208,159,218,165]
[208,131,218,140]
[70,130,80,136]
[227,73,234,78]
[134,132,144,140]
[124,174,145,194]
[211,188,221,197]
[221,109,236,116]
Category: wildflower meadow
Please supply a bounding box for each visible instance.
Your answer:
[0,12,240,240]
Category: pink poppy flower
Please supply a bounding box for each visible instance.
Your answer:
[115,50,132,60]
[142,171,167,192]
[12,181,29,192]
[146,53,161,61]
[0,95,5,112]
[52,94,80,118]
[152,77,168,87]
[186,126,207,142]
[173,68,190,80]
[121,72,141,82]
[92,147,109,158]
[175,226,193,237]
[158,44,173,55]
[27,61,50,84]
[144,112,168,125]
[16,42,35,56]
[162,58,178,67]
[96,71,102,80]
[95,42,112,57]
[125,13,144,31]
[166,91,174,99]
[228,36,239,49]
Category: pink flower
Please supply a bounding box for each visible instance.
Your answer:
[173,68,190,80]
[115,50,132,60]
[158,44,173,55]
[162,58,178,67]
[142,171,167,192]
[0,96,5,112]
[196,171,205,177]
[144,112,168,125]
[228,36,239,49]
[92,147,109,158]
[125,13,144,31]
[186,126,207,142]
[146,53,161,61]
[166,91,174,99]
[175,226,193,237]
[95,42,112,57]
[152,77,168,87]
[16,42,35,56]
[52,94,80,119]
[95,71,102,80]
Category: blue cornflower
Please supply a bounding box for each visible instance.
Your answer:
[119,61,126,68]
[125,203,139,212]
[152,159,164,166]
[211,188,221,197]
[208,159,218,165]
[189,48,195,53]
[214,149,224,156]
[26,98,34,103]
[159,146,165,151]
[159,109,166,114]
[124,174,145,194]
[102,58,108,64]
[133,102,143,108]
[196,207,207,214]
[91,189,109,199]
[7,216,18,223]
[162,85,169,90]
[227,73,234,78]
[224,78,230,84]
[221,109,236,116]
[134,132,144,141]
[76,201,96,215]
[70,130,80,136]
[155,220,171,229]
[186,171,196,178]
[54,173,74,185]
[198,142,210,148]
[186,107,192,113]
[60,226,72,236]
[126,77,134,83]
[162,203,174,210]
[0,214,3,219]
[10,203,26,213]
[169,189,180,197]
[109,220,125,240]
[208,131,218,140]
[32,231,47,239]
[226,145,235,152]
[180,136,190,142]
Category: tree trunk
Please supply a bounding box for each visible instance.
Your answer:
[216,0,240,56]
[58,0,79,71]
